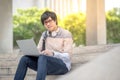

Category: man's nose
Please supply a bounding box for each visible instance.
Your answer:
[46,22,50,26]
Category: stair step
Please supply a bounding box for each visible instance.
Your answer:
[0,67,37,75]
[0,75,60,80]
[0,74,36,80]
[1,44,119,80]
[0,75,13,80]
[0,63,84,80]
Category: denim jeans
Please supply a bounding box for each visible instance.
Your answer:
[14,55,68,80]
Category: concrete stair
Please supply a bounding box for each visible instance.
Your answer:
[0,44,119,80]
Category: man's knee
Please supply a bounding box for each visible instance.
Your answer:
[38,55,47,62]
[38,55,47,59]
[20,56,29,63]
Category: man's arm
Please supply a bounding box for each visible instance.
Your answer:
[53,38,73,59]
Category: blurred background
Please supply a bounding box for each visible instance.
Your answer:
[12,0,120,47]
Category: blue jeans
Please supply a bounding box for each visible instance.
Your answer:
[14,55,68,80]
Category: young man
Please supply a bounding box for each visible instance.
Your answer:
[14,11,73,80]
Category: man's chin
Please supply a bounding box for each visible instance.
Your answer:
[48,28,53,32]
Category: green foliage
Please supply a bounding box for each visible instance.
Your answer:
[13,7,49,46]
[61,13,86,46]
[106,8,120,43]
[14,7,120,46]
[13,7,86,47]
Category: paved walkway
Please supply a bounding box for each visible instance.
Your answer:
[57,45,120,80]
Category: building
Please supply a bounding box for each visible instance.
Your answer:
[13,0,85,18]
[0,0,106,54]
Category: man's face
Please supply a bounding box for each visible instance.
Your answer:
[44,17,57,32]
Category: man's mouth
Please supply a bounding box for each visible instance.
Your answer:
[48,26,52,28]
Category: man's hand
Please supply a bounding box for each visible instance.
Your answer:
[42,49,54,56]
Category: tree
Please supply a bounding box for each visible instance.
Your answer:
[13,7,49,46]
[106,8,120,43]
[61,13,86,46]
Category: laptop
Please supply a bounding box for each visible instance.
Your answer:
[16,38,40,56]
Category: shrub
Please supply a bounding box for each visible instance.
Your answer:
[13,8,49,46]
[61,13,86,46]
[106,8,120,43]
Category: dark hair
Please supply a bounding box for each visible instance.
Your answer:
[41,11,58,25]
